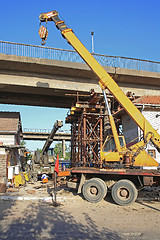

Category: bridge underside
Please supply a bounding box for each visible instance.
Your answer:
[0,85,79,108]
[0,54,160,108]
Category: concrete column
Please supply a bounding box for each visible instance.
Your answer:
[62,139,66,159]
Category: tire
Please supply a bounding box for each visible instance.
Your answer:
[82,178,107,203]
[111,179,138,206]
[94,178,108,197]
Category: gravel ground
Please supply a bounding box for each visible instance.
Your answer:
[0,182,160,240]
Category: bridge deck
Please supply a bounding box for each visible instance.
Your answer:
[0,41,160,108]
[23,131,71,141]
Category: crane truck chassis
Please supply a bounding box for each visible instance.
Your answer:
[39,10,160,206]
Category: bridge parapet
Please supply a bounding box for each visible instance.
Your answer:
[23,128,51,133]
[1,40,160,73]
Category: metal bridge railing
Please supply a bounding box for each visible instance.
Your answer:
[1,40,160,73]
[23,128,51,133]
[23,128,70,134]
[0,41,83,63]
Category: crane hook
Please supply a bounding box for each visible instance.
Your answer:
[39,25,48,45]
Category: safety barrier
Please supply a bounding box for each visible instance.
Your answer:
[1,40,160,72]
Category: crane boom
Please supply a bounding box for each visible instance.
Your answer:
[41,120,63,155]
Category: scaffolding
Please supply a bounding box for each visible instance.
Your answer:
[66,91,105,167]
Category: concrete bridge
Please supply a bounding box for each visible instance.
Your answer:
[23,129,71,141]
[0,41,160,108]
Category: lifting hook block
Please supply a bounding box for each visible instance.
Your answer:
[39,25,48,45]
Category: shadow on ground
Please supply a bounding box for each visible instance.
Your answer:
[0,199,15,221]
[0,200,122,240]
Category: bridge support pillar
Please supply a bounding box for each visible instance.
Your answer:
[62,139,66,159]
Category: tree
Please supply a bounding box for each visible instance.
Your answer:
[54,143,63,158]
[54,142,71,160]
[20,140,26,146]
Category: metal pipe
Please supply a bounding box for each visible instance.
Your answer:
[103,90,121,152]
[103,90,111,116]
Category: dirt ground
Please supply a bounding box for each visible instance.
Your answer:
[0,182,160,240]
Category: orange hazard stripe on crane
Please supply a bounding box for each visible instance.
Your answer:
[39,26,48,39]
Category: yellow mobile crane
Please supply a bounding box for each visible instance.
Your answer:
[39,11,160,205]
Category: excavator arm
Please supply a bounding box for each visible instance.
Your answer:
[39,11,160,166]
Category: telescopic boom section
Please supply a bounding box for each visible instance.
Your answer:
[39,11,160,152]
[41,120,63,155]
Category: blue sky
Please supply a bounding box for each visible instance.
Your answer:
[1,0,160,150]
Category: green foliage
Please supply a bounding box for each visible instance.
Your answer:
[36,148,42,153]
[21,140,26,146]
[54,142,71,160]
[54,143,63,158]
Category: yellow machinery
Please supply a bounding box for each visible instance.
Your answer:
[39,11,160,168]
[13,172,29,188]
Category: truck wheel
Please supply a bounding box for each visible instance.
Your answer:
[82,178,107,203]
[111,179,138,206]
[94,178,107,197]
